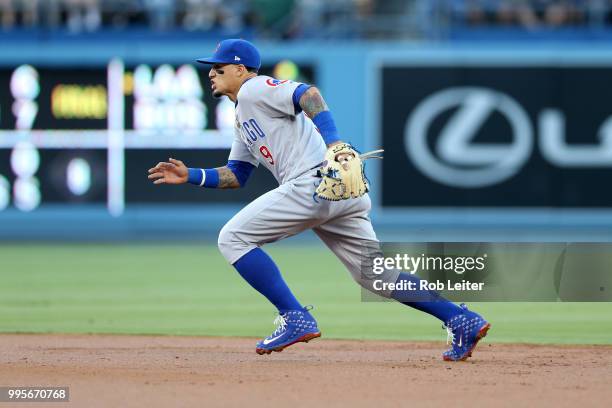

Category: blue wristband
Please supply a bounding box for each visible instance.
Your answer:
[203,169,219,188]
[312,111,340,145]
[187,168,219,188]
[187,168,204,185]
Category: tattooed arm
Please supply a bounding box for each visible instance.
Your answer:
[214,166,241,189]
[299,86,342,147]
[299,87,329,119]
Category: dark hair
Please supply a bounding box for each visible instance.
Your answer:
[246,66,259,74]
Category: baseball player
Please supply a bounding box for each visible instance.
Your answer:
[148,39,490,361]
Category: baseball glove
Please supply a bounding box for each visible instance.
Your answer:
[315,143,383,201]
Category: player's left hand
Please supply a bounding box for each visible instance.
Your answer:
[316,143,383,201]
[147,158,188,185]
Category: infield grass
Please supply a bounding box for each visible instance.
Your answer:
[1,243,611,344]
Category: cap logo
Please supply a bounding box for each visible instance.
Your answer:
[234,56,241,61]
[214,43,221,52]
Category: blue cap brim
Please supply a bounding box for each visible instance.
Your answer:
[196,57,223,65]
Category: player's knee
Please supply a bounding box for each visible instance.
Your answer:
[217,224,239,262]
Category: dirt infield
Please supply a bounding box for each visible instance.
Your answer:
[1,334,611,408]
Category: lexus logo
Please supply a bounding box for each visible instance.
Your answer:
[404,87,533,188]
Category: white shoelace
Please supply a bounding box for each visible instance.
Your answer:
[272,314,287,336]
[445,325,455,346]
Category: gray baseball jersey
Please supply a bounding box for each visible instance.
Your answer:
[229,76,326,184]
[218,76,399,297]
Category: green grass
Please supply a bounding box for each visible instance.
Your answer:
[1,243,611,344]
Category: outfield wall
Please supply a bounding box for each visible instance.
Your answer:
[1,40,612,241]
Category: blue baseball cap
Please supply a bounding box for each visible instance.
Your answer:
[196,39,261,70]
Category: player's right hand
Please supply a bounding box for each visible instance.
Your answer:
[147,158,188,185]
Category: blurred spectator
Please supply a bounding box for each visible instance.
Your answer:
[45,0,61,28]
[64,0,100,32]
[182,0,221,31]
[250,0,295,37]
[354,0,375,18]
[451,0,588,28]
[515,0,539,27]
[103,0,142,29]
[1,0,41,30]
[0,0,15,30]
[179,0,249,32]
[15,0,40,27]
[0,0,612,39]
[218,0,248,31]
[290,0,378,39]
[143,0,174,31]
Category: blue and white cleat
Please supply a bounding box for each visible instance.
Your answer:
[442,304,491,362]
[256,306,321,355]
